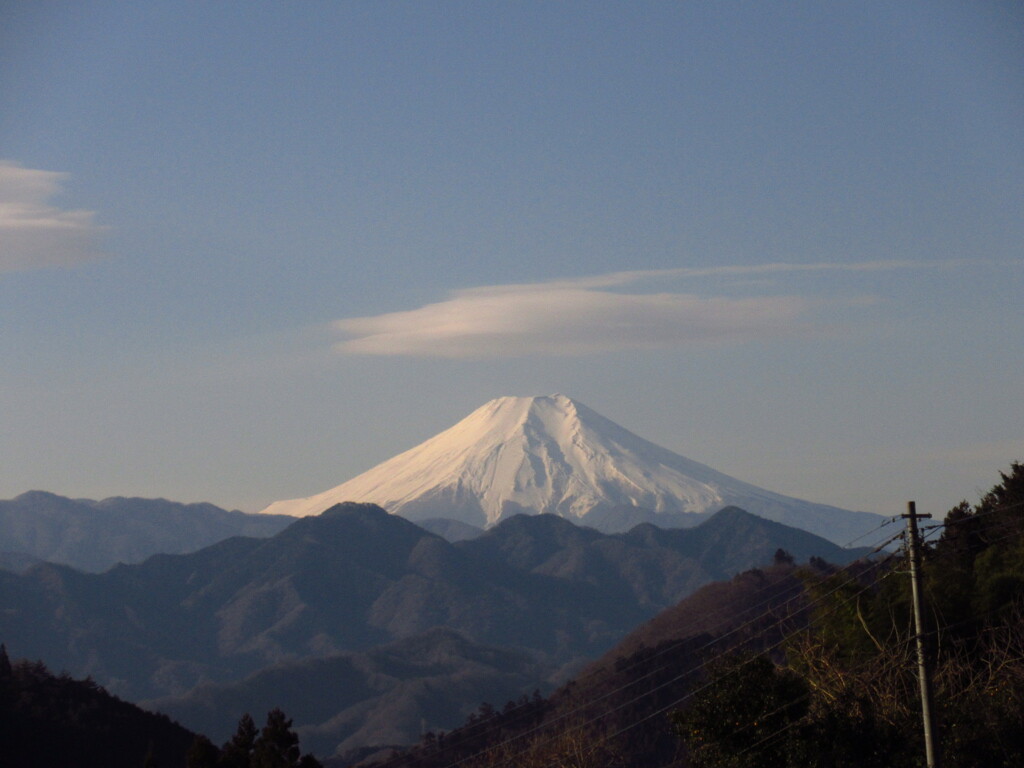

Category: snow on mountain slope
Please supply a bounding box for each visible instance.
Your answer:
[260,395,883,544]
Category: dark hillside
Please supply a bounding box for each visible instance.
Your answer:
[672,463,1024,768]
[0,645,196,768]
[0,502,876,759]
[458,507,867,611]
[361,563,819,768]
[148,628,548,760]
[0,503,651,701]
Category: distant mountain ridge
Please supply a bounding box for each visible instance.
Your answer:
[0,502,866,756]
[145,628,545,757]
[366,565,816,768]
[261,394,882,544]
[0,491,294,572]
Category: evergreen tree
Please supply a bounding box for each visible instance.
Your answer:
[220,713,258,768]
[774,548,795,566]
[0,642,13,715]
[186,734,220,768]
[672,462,1024,767]
[673,654,810,768]
[251,708,301,768]
[0,644,12,679]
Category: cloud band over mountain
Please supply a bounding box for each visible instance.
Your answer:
[334,282,810,358]
[332,260,980,358]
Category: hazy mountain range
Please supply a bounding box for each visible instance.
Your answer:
[364,563,819,768]
[0,394,889,759]
[0,395,883,576]
[0,491,293,572]
[261,394,882,544]
[0,502,866,757]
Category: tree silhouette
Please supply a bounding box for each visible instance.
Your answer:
[220,713,258,768]
[251,708,301,768]
[185,734,219,768]
[0,644,12,679]
[774,547,795,566]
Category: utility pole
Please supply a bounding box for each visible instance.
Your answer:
[903,500,939,768]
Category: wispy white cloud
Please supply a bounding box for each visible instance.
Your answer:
[334,279,817,359]
[333,259,972,359]
[560,259,980,289]
[0,160,107,273]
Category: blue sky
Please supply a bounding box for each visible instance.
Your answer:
[2,1,1022,519]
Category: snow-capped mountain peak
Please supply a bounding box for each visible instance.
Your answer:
[260,394,881,544]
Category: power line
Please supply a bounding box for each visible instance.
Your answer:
[385,520,902,768]
[545,515,1024,765]
[397,497,1023,768]
[659,513,1024,768]
[476,536,904,768]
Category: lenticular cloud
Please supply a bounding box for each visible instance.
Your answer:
[333,275,813,358]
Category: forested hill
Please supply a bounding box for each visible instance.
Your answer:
[362,462,1024,768]
[0,644,196,768]
[674,461,1024,768]
[0,644,325,768]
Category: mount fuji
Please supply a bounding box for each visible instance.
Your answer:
[260,394,883,544]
